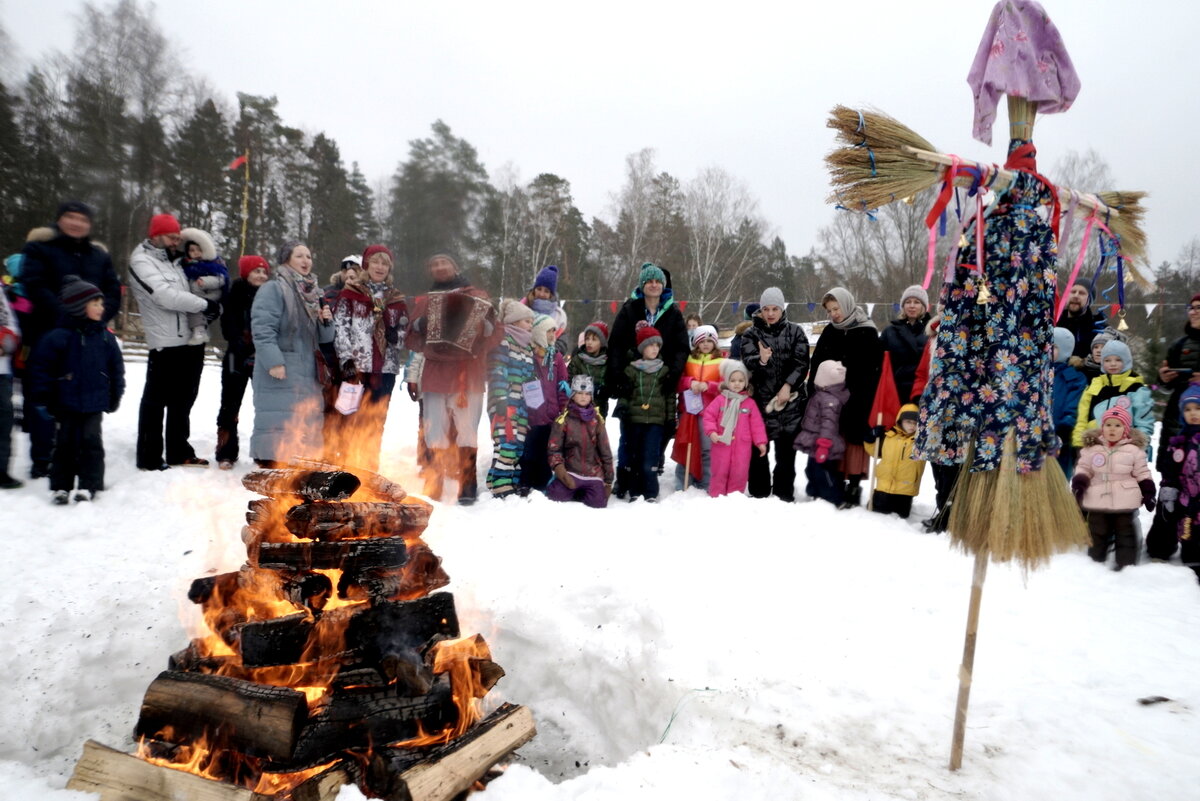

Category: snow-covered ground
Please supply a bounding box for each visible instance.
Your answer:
[1,361,1198,800]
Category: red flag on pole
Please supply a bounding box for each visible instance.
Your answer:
[869,352,901,432]
[227,155,248,171]
[679,300,688,311]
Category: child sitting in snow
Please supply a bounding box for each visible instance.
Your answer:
[868,403,925,519]
[702,359,766,497]
[569,321,610,417]
[485,300,536,499]
[179,227,230,345]
[1072,339,1154,457]
[28,276,125,504]
[1072,406,1155,570]
[615,323,670,502]
[519,313,568,493]
[795,359,848,506]
[673,325,723,491]
[1155,384,1200,584]
[547,375,614,508]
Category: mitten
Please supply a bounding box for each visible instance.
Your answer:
[865,425,885,443]
[203,299,221,323]
[814,437,833,464]
[385,325,400,345]
[1139,479,1157,512]
[1071,474,1089,506]
[0,326,18,355]
[1159,486,1179,515]
[406,383,420,402]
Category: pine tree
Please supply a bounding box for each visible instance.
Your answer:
[17,69,68,240]
[348,163,381,245]
[305,133,357,275]
[0,81,30,257]
[168,99,236,249]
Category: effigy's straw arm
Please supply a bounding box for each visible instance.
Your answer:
[902,146,1120,219]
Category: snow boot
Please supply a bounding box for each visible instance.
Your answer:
[457,447,478,506]
[52,490,69,505]
[838,479,862,510]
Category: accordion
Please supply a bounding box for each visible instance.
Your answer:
[422,289,493,360]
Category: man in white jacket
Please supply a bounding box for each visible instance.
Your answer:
[128,213,217,470]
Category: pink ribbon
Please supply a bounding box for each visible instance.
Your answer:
[1054,205,1116,320]
[923,156,962,290]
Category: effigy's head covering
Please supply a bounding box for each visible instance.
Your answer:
[967,1,1081,145]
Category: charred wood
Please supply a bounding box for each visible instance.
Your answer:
[254,537,408,572]
[135,671,308,761]
[243,470,361,502]
[284,501,432,541]
[288,457,410,503]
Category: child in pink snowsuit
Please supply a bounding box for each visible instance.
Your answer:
[703,360,767,497]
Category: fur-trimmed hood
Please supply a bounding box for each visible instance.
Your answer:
[179,227,217,260]
[27,225,108,254]
[734,320,754,336]
[1081,426,1148,449]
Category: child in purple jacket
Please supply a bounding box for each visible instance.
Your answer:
[519,313,568,493]
[796,360,849,506]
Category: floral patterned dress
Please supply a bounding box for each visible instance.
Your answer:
[914,138,1058,474]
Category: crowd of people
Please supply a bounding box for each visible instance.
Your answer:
[1,203,1198,582]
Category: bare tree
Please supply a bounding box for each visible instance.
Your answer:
[612,148,657,280]
[681,166,765,321]
[1050,148,1117,293]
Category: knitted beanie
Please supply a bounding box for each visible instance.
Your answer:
[500,299,534,325]
[531,313,557,350]
[639,262,666,287]
[690,324,718,349]
[1180,384,1200,422]
[425,252,461,272]
[1052,327,1075,363]
[238,255,270,280]
[570,374,594,396]
[56,200,94,221]
[719,359,748,383]
[636,324,663,354]
[743,302,761,321]
[760,287,786,309]
[900,284,929,310]
[1100,339,1132,372]
[814,359,847,388]
[60,274,103,317]
[533,265,559,295]
[362,244,394,268]
[1101,404,1132,435]
[1191,293,1200,307]
[148,213,181,238]
[583,320,609,347]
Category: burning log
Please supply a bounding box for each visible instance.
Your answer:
[243,469,361,502]
[135,671,308,761]
[338,543,450,603]
[280,571,333,612]
[283,500,433,541]
[254,536,408,572]
[235,592,459,668]
[289,457,409,503]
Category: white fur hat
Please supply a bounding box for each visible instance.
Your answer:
[178,227,217,260]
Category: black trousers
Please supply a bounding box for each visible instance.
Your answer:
[1087,511,1139,568]
[931,462,961,511]
[215,352,251,463]
[51,411,104,492]
[749,431,798,502]
[137,344,204,468]
[871,490,914,518]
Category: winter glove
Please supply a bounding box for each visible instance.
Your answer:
[1071,474,1089,507]
[814,437,833,464]
[553,464,577,490]
[385,325,400,346]
[203,299,221,323]
[0,326,18,356]
[1159,486,1179,515]
[406,383,420,402]
[864,425,885,444]
[1139,479,1157,512]
[108,396,120,414]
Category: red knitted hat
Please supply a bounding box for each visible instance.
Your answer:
[238,255,269,280]
[583,320,609,347]
[1191,293,1200,306]
[148,213,180,238]
[362,244,394,268]
[1101,404,1132,434]
[636,324,663,353]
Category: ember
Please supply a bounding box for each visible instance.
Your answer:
[67,460,534,800]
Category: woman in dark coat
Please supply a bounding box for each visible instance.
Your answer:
[740,287,810,502]
[880,285,931,403]
[807,287,882,508]
[215,256,270,468]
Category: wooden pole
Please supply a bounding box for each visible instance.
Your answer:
[949,548,989,770]
[683,441,693,490]
[866,412,883,511]
[239,148,250,257]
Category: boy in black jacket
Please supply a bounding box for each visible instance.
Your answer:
[29,276,125,503]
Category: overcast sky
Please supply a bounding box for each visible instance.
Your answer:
[2,0,1195,271]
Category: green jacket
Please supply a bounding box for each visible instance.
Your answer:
[621,362,670,425]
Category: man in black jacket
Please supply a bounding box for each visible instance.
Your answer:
[605,262,690,495]
[1055,282,1106,360]
[19,201,123,478]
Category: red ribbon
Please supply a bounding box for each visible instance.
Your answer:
[923,156,962,290]
[1004,143,1062,241]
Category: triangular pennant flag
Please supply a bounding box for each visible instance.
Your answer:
[731,301,739,313]
[227,154,247,170]
[807,302,816,313]
[610,301,618,314]
[1110,303,1121,317]
[893,303,901,313]
[866,303,876,317]
[679,300,688,311]
[581,298,593,304]
[1144,303,1157,318]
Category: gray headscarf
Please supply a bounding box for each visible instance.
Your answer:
[823,287,876,331]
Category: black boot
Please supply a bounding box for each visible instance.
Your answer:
[838,479,862,510]
[457,447,478,506]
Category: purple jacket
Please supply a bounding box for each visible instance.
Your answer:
[528,350,568,427]
[794,382,849,460]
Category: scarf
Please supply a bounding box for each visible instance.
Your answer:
[276,264,321,322]
[574,350,607,367]
[365,280,400,362]
[531,297,557,316]
[825,286,876,331]
[712,389,748,445]
[631,357,663,373]
[505,324,532,348]
[569,401,597,422]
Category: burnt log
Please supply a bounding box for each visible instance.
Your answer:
[135,671,307,761]
[254,536,408,572]
[236,592,459,668]
[188,572,240,605]
[284,501,433,540]
[281,571,334,612]
[289,457,409,503]
[243,469,361,501]
[337,543,449,603]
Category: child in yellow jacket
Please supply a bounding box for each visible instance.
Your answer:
[870,403,925,519]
